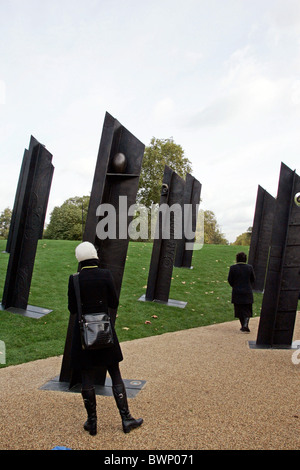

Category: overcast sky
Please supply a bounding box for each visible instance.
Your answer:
[1,0,300,242]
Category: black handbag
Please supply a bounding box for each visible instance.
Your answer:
[73,273,114,350]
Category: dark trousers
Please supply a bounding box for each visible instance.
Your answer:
[81,363,122,390]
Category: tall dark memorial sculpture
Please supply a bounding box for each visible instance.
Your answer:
[5,137,49,253]
[248,185,275,292]
[1,136,54,318]
[6,140,34,253]
[140,165,186,307]
[174,173,201,269]
[59,112,145,388]
[83,112,145,304]
[253,163,300,348]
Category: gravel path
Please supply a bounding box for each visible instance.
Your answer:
[0,315,299,451]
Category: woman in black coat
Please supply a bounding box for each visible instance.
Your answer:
[227,251,255,332]
[68,241,143,436]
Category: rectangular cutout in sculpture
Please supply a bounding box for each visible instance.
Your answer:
[59,112,145,386]
[255,162,300,347]
[248,185,275,292]
[1,136,54,318]
[174,173,202,269]
[140,165,186,307]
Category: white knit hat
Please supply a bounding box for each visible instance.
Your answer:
[75,242,98,262]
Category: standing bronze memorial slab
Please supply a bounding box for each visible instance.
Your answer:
[1,136,54,318]
[250,163,300,349]
[248,185,275,292]
[139,165,187,308]
[59,112,145,390]
[174,173,201,269]
[6,136,38,253]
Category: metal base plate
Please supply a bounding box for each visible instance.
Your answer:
[40,376,146,398]
[248,340,300,350]
[0,303,52,319]
[138,294,187,308]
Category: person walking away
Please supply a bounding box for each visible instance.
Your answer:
[227,251,255,332]
[67,241,143,435]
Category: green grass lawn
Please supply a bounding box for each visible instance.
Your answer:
[0,240,263,368]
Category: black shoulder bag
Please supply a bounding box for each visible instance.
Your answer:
[73,273,114,350]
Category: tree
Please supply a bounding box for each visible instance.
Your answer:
[233,227,252,246]
[0,207,11,239]
[204,210,228,245]
[44,196,90,240]
[137,137,192,208]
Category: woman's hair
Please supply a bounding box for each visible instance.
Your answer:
[236,252,247,263]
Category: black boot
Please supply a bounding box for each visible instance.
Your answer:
[112,383,143,433]
[241,317,250,332]
[81,388,97,435]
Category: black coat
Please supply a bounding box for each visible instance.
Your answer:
[68,259,123,370]
[227,263,255,305]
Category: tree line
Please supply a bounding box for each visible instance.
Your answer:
[0,137,250,245]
